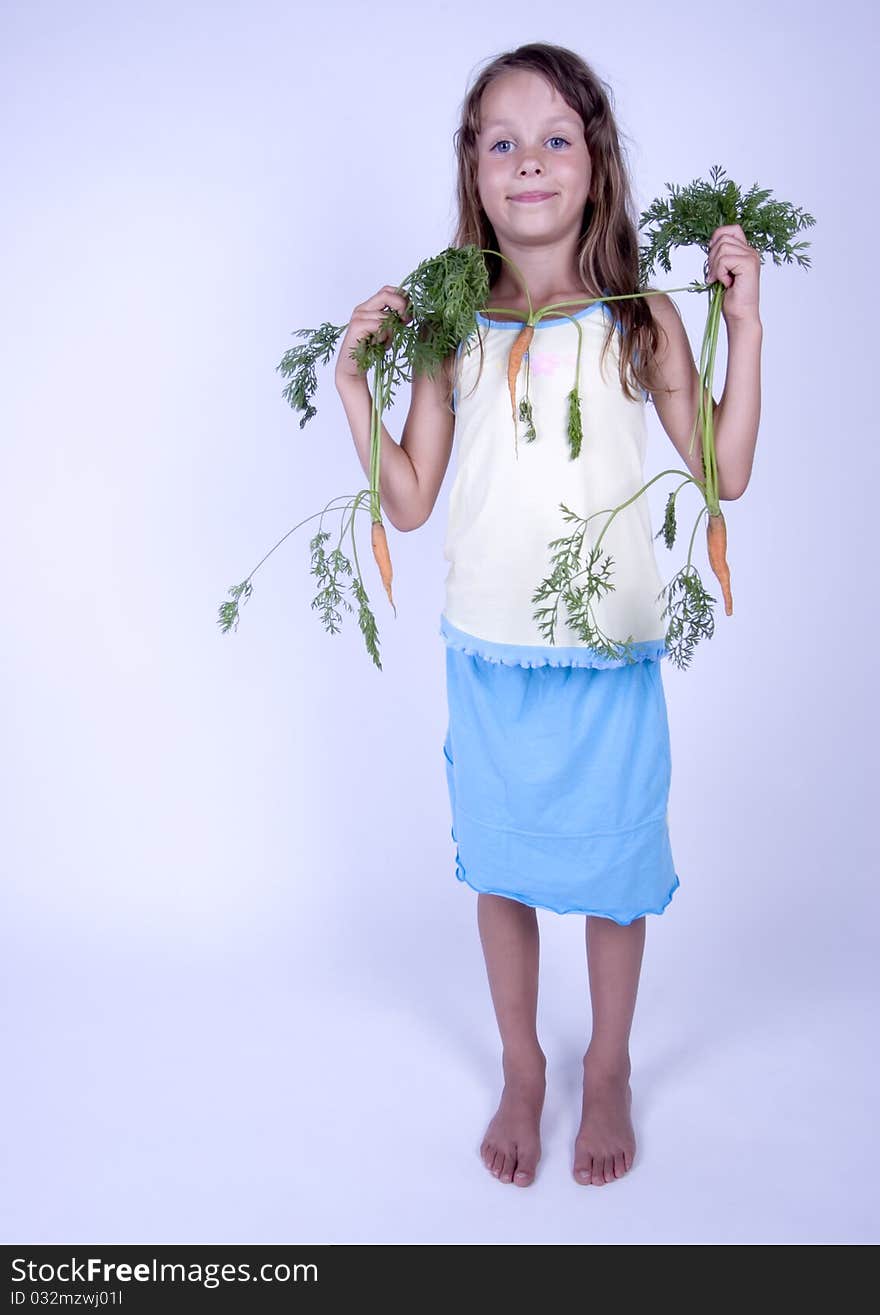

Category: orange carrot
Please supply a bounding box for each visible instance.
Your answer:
[507,324,534,421]
[706,510,733,616]
[371,519,395,608]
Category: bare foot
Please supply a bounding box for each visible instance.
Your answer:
[573,1052,635,1186]
[480,1051,546,1187]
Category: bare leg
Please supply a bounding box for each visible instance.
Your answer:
[573,913,645,1186]
[476,892,546,1187]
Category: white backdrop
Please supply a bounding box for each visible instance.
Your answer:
[3,0,878,1244]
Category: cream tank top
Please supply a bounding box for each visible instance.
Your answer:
[440,299,670,667]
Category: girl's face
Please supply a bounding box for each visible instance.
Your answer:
[476,70,592,257]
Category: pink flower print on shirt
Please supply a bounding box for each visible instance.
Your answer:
[489,348,578,379]
[526,348,577,377]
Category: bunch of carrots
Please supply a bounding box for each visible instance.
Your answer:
[218,166,814,672]
[516,165,814,667]
[217,244,493,668]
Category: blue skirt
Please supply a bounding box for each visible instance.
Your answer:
[442,636,680,923]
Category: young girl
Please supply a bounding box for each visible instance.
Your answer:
[335,43,762,1189]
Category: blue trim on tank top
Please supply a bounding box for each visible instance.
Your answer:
[454,291,648,408]
[475,299,607,329]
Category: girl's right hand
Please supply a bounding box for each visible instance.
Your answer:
[334,285,412,387]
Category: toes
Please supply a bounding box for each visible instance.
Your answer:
[586,1155,608,1185]
[499,1152,515,1183]
[573,1151,593,1185]
[613,1151,627,1178]
[602,1156,615,1184]
[490,1149,503,1177]
[513,1149,537,1186]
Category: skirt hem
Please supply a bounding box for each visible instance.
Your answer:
[454,859,680,924]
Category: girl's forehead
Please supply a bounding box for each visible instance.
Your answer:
[478,82,581,133]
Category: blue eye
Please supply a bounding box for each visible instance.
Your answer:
[490,136,571,153]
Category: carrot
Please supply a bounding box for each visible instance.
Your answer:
[507,323,534,421]
[371,519,395,608]
[706,510,733,616]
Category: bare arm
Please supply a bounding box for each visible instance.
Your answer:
[644,293,755,501]
[335,350,456,533]
[710,317,763,498]
[335,374,422,532]
[398,350,456,529]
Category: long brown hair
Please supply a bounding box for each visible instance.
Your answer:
[445,42,668,412]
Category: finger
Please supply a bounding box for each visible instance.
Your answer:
[706,242,745,277]
[377,287,412,317]
[350,311,391,335]
[372,286,408,306]
[390,296,412,322]
[352,306,396,330]
[714,256,744,287]
[711,234,750,255]
[711,223,743,240]
[375,307,406,342]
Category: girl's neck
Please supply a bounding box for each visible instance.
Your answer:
[490,277,602,306]
[488,286,604,315]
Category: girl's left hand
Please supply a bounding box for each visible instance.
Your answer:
[704,223,761,325]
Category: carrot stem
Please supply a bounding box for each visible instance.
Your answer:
[590,467,705,556]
